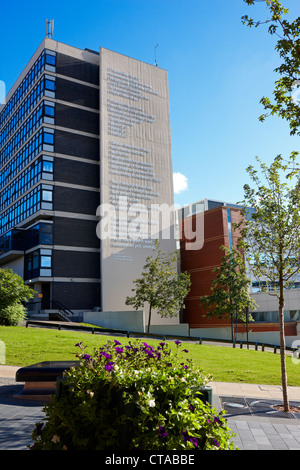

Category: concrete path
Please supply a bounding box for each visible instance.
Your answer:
[0,365,300,451]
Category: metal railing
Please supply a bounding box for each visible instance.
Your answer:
[26,300,75,322]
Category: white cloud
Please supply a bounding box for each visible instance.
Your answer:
[173,172,188,194]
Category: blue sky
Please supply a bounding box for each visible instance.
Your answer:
[0,0,299,208]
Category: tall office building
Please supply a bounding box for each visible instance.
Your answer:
[0,38,176,323]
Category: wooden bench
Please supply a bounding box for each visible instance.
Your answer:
[14,360,79,401]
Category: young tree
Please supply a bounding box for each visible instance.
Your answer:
[200,245,257,342]
[237,152,300,412]
[0,268,35,326]
[242,0,300,136]
[125,240,191,333]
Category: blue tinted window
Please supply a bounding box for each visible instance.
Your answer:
[45,54,56,66]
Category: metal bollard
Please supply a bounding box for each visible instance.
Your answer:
[199,338,202,345]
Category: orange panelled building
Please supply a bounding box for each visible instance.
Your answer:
[178,200,298,337]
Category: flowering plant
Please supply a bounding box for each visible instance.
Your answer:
[31,339,236,450]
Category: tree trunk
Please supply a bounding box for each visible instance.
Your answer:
[279,277,290,412]
[147,303,152,333]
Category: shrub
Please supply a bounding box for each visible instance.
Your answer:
[0,303,27,326]
[31,339,236,450]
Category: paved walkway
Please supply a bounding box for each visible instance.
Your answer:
[0,365,300,451]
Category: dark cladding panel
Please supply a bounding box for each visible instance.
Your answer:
[53,250,100,278]
[55,129,99,160]
[54,158,99,188]
[53,186,100,215]
[55,103,99,135]
[56,77,99,109]
[56,52,99,85]
[52,281,100,310]
[53,217,99,249]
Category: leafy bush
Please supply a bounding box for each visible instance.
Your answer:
[31,339,236,450]
[0,303,27,326]
[0,268,34,326]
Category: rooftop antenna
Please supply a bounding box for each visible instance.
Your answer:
[45,19,54,39]
[155,43,159,66]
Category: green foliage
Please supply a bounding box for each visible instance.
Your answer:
[0,303,27,326]
[242,0,300,135]
[125,241,191,332]
[238,153,300,292]
[237,152,300,411]
[30,339,236,450]
[0,269,34,326]
[200,245,257,327]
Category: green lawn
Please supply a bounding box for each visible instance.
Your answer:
[0,325,299,386]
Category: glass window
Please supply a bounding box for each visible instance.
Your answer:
[42,190,53,202]
[45,79,55,91]
[40,223,53,244]
[43,132,54,145]
[40,255,51,268]
[45,54,56,66]
[44,105,55,117]
[43,160,53,173]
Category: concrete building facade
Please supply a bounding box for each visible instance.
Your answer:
[0,38,178,329]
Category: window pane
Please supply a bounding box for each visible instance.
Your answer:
[45,79,55,91]
[44,105,55,117]
[43,161,53,173]
[40,256,51,268]
[43,133,54,144]
[42,190,53,202]
[45,54,56,66]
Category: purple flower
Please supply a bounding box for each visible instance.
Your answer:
[174,340,181,346]
[114,340,121,346]
[181,430,189,442]
[159,342,166,348]
[158,426,167,439]
[75,342,83,348]
[115,347,124,354]
[83,354,91,361]
[214,416,221,425]
[189,404,195,412]
[189,436,198,447]
[212,438,220,448]
[182,349,189,353]
[105,361,115,372]
[102,352,112,360]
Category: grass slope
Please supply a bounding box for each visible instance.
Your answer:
[0,326,299,386]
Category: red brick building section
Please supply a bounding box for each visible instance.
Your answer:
[180,205,241,328]
[179,205,297,337]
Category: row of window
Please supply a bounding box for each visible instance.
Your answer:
[0,184,53,235]
[0,156,53,211]
[25,248,52,280]
[0,101,55,166]
[0,75,56,145]
[0,221,53,253]
[0,127,54,189]
[0,50,56,128]
[251,310,300,323]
